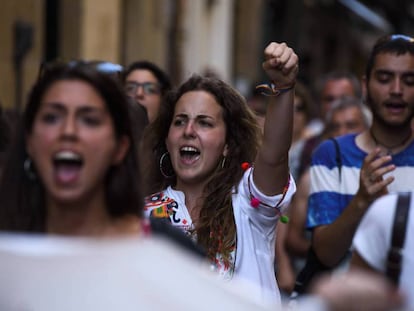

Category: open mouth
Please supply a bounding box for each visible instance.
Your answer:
[385,101,406,112]
[53,151,83,184]
[179,146,200,163]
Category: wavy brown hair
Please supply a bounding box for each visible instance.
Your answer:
[142,75,261,266]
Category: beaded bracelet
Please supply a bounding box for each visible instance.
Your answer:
[242,162,290,223]
[255,81,295,97]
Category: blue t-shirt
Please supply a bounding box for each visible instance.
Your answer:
[307,133,414,229]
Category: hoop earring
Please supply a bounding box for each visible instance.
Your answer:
[221,156,226,169]
[159,152,175,178]
[24,157,37,180]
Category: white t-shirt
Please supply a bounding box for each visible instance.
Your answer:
[144,167,296,305]
[353,193,414,309]
[0,233,336,311]
[0,234,279,311]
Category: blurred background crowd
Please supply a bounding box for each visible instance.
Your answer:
[1,0,414,111]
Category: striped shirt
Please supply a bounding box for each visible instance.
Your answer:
[307,133,414,229]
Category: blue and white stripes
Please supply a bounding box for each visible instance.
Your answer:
[307,133,414,229]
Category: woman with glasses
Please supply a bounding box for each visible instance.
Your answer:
[142,42,298,306]
[122,61,172,123]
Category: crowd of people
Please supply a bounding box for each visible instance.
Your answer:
[0,34,413,311]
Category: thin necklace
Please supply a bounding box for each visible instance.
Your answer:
[370,129,412,155]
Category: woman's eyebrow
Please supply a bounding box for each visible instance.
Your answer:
[41,102,66,111]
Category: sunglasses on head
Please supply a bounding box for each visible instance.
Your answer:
[37,60,124,81]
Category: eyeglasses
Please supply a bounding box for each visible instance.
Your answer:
[124,82,161,96]
[294,105,305,113]
[37,60,124,81]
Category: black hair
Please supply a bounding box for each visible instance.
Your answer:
[365,34,414,81]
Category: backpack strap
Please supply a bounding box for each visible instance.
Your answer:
[329,138,342,181]
[386,192,411,285]
[298,135,321,178]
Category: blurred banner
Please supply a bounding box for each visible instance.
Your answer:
[0,233,274,311]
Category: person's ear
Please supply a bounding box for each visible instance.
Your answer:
[112,136,130,165]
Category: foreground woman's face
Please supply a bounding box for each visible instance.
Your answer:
[26,79,127,206]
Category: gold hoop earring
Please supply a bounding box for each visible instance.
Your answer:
[221,157,226,169]
[159,152,175,178]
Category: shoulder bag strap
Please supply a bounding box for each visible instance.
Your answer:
[386,192,411,285]
[329,137,342,181]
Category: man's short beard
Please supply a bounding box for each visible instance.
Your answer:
[365,91,414,130]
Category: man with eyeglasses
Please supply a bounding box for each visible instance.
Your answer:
[122,61,171,123]
[305,34,414,286]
